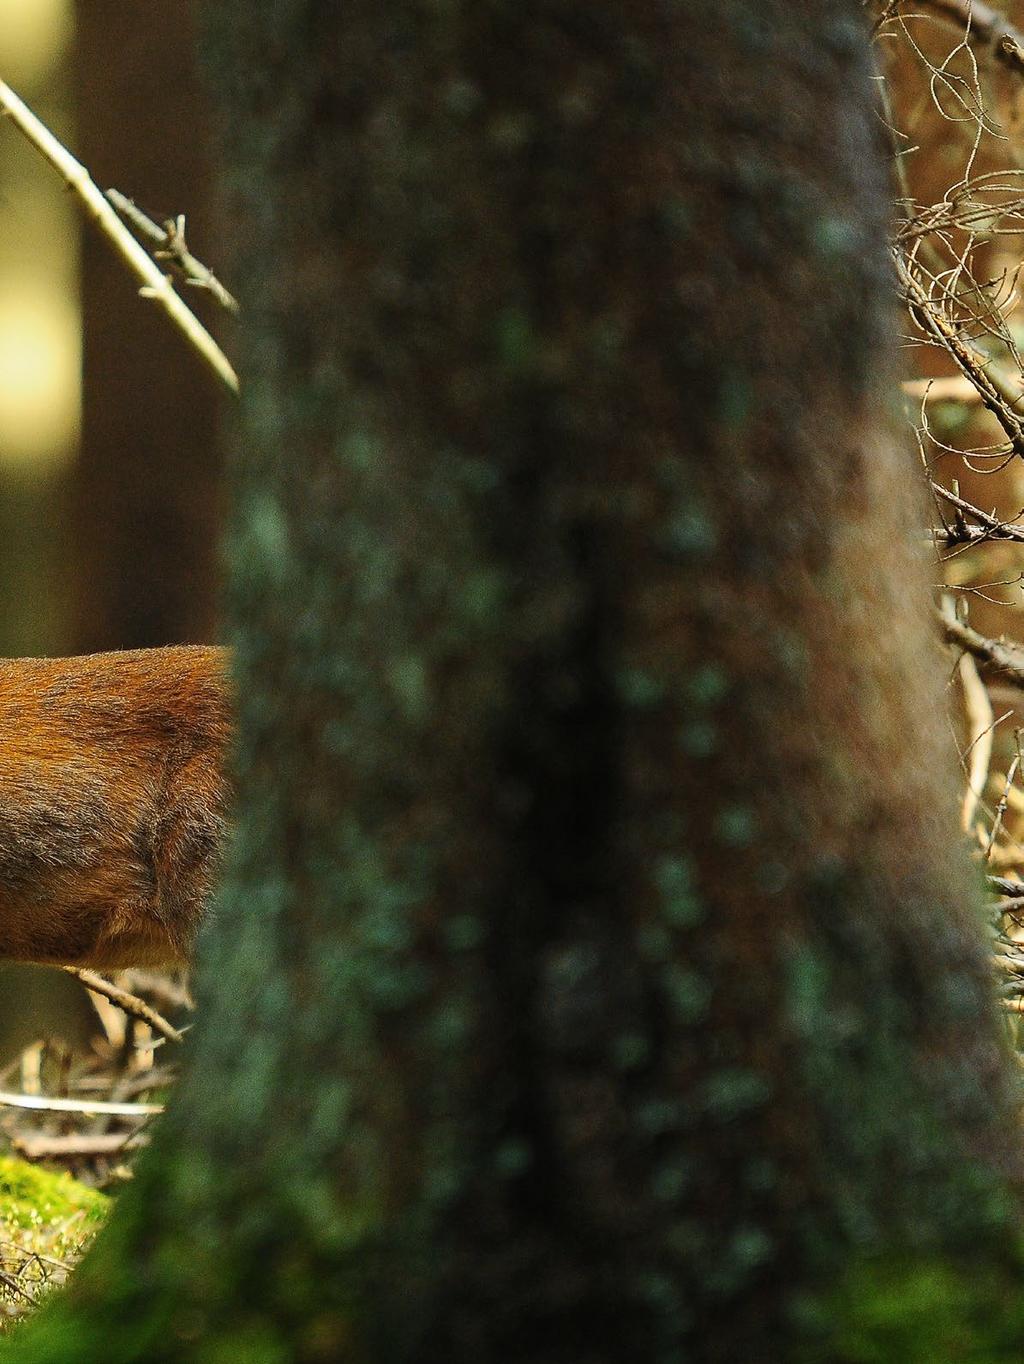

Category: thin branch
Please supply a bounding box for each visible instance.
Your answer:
[0,1269,36,1305]
[958,651,995,832]
[904,375,980,403]
[0,1091,162,1117]
[986,746,1021,857]
[990,874,1024,897]
[929,524,1024,547]
[61,966,184,1044]
[106,190,239,314]
[930,480,1024,546]
[915,0,1024,80]
[0,78,239,395]
[897,251,1024,457]
[940,596,1024,687]
[12,1132,149,1160]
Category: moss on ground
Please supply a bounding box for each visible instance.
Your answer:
[0,1157,109,1330]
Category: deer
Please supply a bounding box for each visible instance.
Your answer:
[0,646,230,969]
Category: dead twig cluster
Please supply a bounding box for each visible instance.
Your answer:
[873,3,1024,1003]
[0,969,187,1186]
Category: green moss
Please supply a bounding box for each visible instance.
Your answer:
[0,1158,110,1330]
[794,1253,1024,1363]
[233,492,292,589]
[195,1320,290,1364]
[0,1157,108,1232]
[771,627,810,681]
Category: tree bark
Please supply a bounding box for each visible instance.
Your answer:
[7,1,1024,1360]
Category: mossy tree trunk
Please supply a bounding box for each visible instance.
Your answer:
[6,1,1024,1360]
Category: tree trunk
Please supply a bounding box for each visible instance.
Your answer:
[7,1,1024,1360]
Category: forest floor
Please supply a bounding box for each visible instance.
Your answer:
[0,968,190,1326]
[0,1157,107,1327]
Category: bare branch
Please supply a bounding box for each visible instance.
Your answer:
[12,1132,149,1160]
[61,967,184,1044]
[0,1091,162,1117]
[958,651,994,832]
[930,480,1024,546]
[0,78,239,395]
[897,251,1024,458]
[915,0,1024,80]
[904,376,980,403]
[106,190,239,314]
[940,596,1024,687]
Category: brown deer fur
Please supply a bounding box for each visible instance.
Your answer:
[0,646,230,968]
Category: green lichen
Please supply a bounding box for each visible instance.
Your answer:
[811,213,861,259]
[686,664,729,708]
[495,305,538,375]
[654,854,705,928]
[714,804,759,848]
[616,666,666,709]
[695,1069,772,1121]
[718,373,753,430]
[492,1140,532,1179]
[611,1031,651,1070]
[660,501,719,561]
[655,192,692,238]
[649,1160,692,1203]
[442,915,484,953]
[659,963,712,1023]
[679,718,718,757]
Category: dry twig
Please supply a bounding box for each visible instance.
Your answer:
[12,1132,148,1161]
[986,743,1022,857]
[930,481,1024,547]
[0,78,238,394]
[61,967,183,1044]
[914,0,1024,78]
[898,251,1024,461]
[0,1092,162,1117]
[106,190,239,314]
[958,651,995,831]
[940,597,1024,687]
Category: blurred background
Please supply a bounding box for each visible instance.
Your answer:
[0,0,223,1124]
[0,0,222,657]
